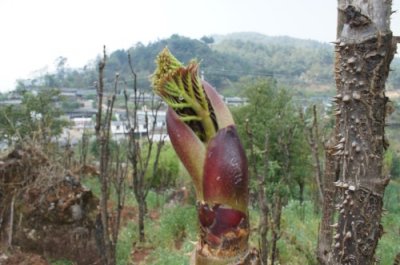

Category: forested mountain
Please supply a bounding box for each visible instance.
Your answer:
[212,32,335,86]
[18,32,400,96]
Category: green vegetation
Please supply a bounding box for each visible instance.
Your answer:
[147,143,180,191]
[61,101,81,111]
[50,260,75,265]
[378,180,400,265]
[153,206,197,249]
[233,78,312,201]
[0,88,70,143]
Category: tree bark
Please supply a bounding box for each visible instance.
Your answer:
[95,47,116,265]
[317,140,339,264]
[310,105,324,206]
[322,1,396,264]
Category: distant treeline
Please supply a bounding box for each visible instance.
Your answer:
[17,32,400,95]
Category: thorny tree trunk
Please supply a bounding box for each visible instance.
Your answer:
[319,1,397,264]
[317,139,339,264]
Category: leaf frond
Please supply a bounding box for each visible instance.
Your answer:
[152,48,217,142]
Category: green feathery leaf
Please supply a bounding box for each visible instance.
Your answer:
[152,48,217,142]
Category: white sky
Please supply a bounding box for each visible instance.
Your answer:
[1,0,400,92]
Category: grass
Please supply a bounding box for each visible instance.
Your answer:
[116,221,138,264]
[50,176,400,265]
[153,205,197,248]
[80,175,197,264]
[50,260,74,265]
[279,201,319,265]
[149,245,192,265]
[376,180,400,265]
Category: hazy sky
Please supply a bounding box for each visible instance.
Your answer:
[1,0,400,92]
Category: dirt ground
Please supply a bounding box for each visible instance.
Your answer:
[0,145,100,265]
[0,144,186,264]
[131,246,154,264]
[0,251,50,265]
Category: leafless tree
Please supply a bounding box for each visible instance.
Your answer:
[94,46,127,265]
[124,54,165,243]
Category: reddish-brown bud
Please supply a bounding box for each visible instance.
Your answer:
[199,204,246,237]
[203,125,248,212]
[202,80,234,129]
[166,108,205,198]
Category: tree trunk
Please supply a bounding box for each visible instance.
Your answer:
[251,132,270,265]
[270,132,293,265]
[317,140,339,264]
[137,194,146,242]
[131,164,146,243]
[245,123,269,265]
[258,133,270,265]
[300,105,324,210]
[270,195,282,265]
[95,47,119,265]
[322,1,396,264]
[309,105,324,207]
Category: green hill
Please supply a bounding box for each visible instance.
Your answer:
[17,32,400,96]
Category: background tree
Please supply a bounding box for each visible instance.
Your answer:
[94,47,127,265]
[317,1,397,264]
[246,124,269,265]
[233,77,312,264]
[300,104,328,211]
[124,54,165,243]
[0,88,70,145]
[200,35,215,45]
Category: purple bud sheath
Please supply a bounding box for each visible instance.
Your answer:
[203,125,248,212]
[153,48,260,264]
